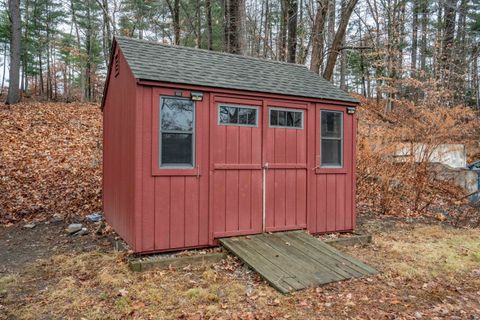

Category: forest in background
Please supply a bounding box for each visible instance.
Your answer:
[0,0,479,110]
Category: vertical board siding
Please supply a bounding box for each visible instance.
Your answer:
[141,86,155,251]
[103,47,137,249]
[265,103,308,231]
[211,96,263,237]
[225,170,240,231]
[154,177,170,249]
[170,177,186,248]
[213,170,227,233]
[309,104,356,234]
[137,88,209,252]
[238,170,252,230]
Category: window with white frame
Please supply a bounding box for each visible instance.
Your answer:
[160,97,195,167]
[320,110,343,167]
[219,105,258,126]
[269,108,303,128]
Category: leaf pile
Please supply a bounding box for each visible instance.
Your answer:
[0,102,102,223]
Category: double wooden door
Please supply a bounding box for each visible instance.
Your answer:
[211,97,307,238]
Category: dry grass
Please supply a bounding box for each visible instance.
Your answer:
[374,226,480,278]
[2,223,480,319]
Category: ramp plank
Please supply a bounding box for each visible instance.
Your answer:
[220,231,377,293]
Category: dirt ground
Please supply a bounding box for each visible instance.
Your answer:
[1,216,479,320]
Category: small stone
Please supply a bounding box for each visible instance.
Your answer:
[76,228,89,236]
[23,223,36,229]
[414,311,423,319]
[67,223,83,234]
[51,213,64,223]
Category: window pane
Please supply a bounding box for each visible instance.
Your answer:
[278,111,286,126]
[270,110,278,126]
[321,139,342,166]
[239,108,249,124]
[294,112,302,127]
[247,109,256,125]
[286,112,294,126]
[219,106,230,124]
[321,111,342,138]
[161,133,193,165]
[161,98,194,131]
[227,107,238,124]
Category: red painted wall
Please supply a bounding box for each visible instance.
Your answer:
[103,46,138,249]
[103,46,358,254]
[134,87,210,253]
[307,104,356,234]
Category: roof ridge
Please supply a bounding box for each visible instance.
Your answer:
[115,36,308,69]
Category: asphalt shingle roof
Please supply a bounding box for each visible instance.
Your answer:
[115,36,358,104]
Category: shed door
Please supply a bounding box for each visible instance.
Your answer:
[263,104,308,232]
[210,98,263,238]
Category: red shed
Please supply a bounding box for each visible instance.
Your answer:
[102,37,359,254]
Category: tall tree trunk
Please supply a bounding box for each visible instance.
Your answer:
[419,0,428,73]
[411,0,419,77]
[473,45,479,108]
[339,48,347,89]
[38,54,44,96]
[46,4,52,101]
[327,0,336,48]
[70,0,84,101]
[263,0,269,58]
[225,0,246,54]
[359,20,367,96]
[206,0,213,50]
[6,0,21,104]
[454,0,468,101]
[287,0,298,63]
[323,0,358,80]
[279,0,288,60]
[433,0,443,79]
[85,2,92,101]
[440,0,455,86]
[166,0,180,45]
[53,45,57,100]
[102,0,112,66]
[22,0,29,94]
[1,43,6,95]
[195,0,202,48]
[309,0,329,73]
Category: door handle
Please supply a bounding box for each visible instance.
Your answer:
[263,162,269,170]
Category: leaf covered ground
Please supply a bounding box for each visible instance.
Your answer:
[1,220,479,319]
[0,102,102,224]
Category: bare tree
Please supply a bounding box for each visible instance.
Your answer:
[206,0,213,50]
[224,0,246,54]
[309,0,329,73]
[440,0,456,85]
[419,0,428,73]
[166,0,180,45]
[279,0,288,60]
[6,0,21,104]
[411,0,419,77]
[287,0,298,63]
[323,0,358,80]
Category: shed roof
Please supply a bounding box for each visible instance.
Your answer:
[115,36,358,104]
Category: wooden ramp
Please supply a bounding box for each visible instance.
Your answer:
[219,230,377,294]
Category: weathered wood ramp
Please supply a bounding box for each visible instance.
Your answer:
[219,230,377,294]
